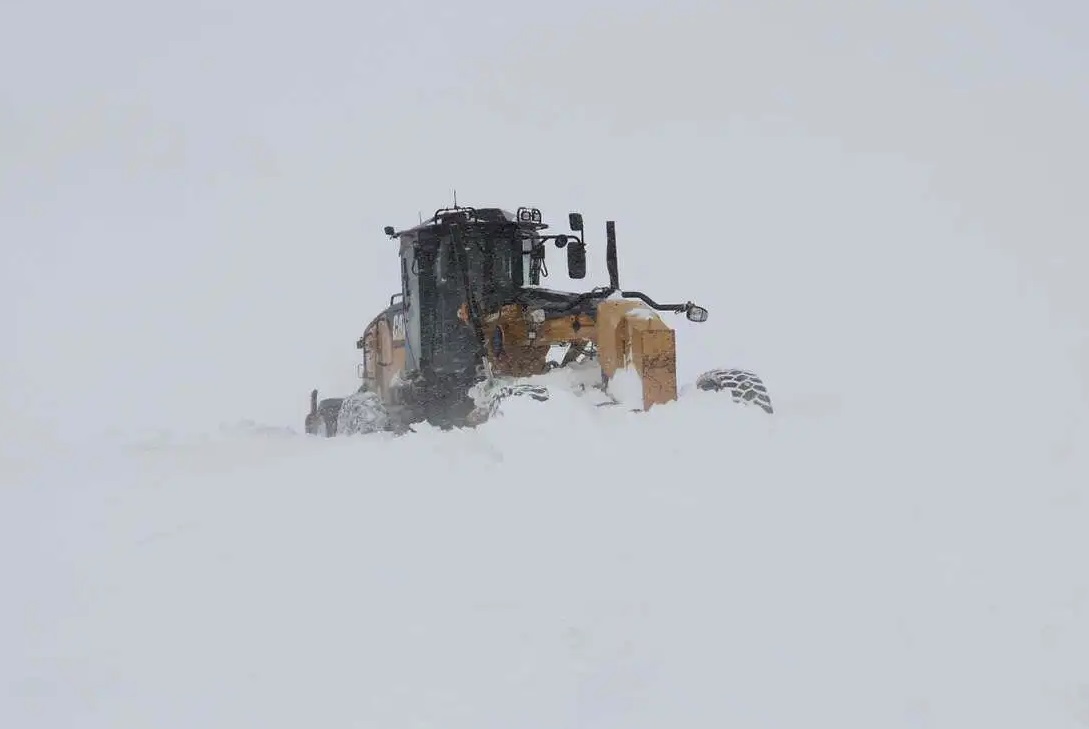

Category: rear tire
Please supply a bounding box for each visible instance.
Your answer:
[336,389,390,436]
[696,368,774,414]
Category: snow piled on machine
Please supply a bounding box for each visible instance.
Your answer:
[3,371,1088,729]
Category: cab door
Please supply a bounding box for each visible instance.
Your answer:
[359,325,379,392]
[375,310,407,401]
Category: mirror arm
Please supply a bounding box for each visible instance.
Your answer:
[619,291,709,322]
[539,233,582,247]
[619,290,687,313]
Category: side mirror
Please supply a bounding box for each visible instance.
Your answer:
[686,304,709,323]
[567,241,587,279]
[383,225,395,237]
[568,212,583,232]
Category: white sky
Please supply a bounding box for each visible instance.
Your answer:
[2,0,1087,442]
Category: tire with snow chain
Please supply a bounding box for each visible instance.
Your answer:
[696,368,774,414]
[336,389,390,436]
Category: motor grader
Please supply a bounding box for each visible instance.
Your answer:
[305,204,772,436]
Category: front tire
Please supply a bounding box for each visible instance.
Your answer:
[695,368,774,414]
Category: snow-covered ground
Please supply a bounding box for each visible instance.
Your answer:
[4,1,1088,726]
[3,351,1087,728]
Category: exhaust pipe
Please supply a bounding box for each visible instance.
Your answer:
[606,220,620,290]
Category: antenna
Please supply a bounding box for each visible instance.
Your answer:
[453,189,458,208]
[418,211,423,223]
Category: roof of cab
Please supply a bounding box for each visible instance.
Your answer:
[391,206,548,237]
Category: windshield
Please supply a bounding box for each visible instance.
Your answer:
[456,224,540,310]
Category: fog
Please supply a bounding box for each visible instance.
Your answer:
[3,0,1086,442]
[4,3,1089,726]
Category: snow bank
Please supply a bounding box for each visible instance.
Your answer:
[3,379,1086,728]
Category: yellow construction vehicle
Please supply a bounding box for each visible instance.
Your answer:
[305,204,772,436]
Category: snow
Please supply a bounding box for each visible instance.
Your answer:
[625,306,656,320]
[4,1,1089,727]
[606,366,645,408]
[4,363,1087,728]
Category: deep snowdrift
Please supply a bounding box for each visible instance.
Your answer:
[3,364,1087,728]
